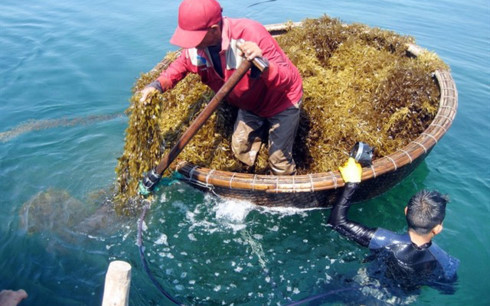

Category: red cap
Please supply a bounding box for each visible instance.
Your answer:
[170,0,223,48]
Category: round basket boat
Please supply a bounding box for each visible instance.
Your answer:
[168,23,458,208]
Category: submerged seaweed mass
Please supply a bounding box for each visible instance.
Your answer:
[114,16,447,212]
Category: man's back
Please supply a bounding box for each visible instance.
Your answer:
[367,228,459,292]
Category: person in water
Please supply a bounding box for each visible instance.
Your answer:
[139,0,303,175]
[328,157,460,291]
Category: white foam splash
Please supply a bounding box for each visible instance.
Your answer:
[154,233,168,246]
[214,198,255,224]
[257,205,325,219]
[204,197,258,233]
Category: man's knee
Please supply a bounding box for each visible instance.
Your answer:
[232,113,265,167]
[232,139,254,166]
[231,130,263,167]
[269,150,296,175]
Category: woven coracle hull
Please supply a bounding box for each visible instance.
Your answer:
[171,24,458,208]
[174,147,432,208]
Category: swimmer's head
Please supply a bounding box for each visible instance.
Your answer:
[405,190,449,235]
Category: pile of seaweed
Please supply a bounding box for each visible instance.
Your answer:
[114,15,447,212]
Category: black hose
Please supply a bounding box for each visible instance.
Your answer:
[286,287,359,305]
[137,200,183,305]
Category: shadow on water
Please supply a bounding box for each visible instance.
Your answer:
[18,187,130,254]
[12,187,138,305]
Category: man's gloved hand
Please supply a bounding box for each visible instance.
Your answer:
[339,157,362,183]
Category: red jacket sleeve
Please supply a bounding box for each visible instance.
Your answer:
[156,51,191,91]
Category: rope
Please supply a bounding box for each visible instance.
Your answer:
[182,172,219,197]
[240,229,288,303]
[137,199,184,305]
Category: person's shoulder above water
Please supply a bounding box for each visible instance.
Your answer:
[427,240,460,281]
[366,226,460,291]
[368,227,410,249]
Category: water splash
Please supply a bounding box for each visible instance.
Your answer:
[214,198,256,232]
[0,112,124,143]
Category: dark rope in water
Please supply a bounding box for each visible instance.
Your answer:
[247,0,277,8]
[137,199,183,305]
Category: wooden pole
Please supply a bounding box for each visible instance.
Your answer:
[154,59,253,176]
[102,260,131,306]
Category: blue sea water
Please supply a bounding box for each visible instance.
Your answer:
[0,0,489,305]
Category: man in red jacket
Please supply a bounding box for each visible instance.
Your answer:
[140,0,303,175]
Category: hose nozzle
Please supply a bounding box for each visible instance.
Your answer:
[138,168,162,196]
[349,142,374,167]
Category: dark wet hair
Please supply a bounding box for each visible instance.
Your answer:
[406,190,449,235]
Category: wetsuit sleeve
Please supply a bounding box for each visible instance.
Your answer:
[328,183,376,247]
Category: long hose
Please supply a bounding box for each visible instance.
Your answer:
[137,199,183,305]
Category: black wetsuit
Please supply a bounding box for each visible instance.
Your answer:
[328,183,460,291]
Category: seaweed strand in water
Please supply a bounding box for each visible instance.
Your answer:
[114,16,447,212]
[0,113,124,143]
